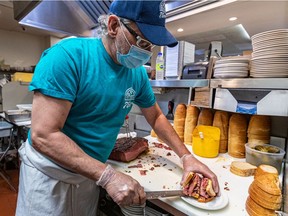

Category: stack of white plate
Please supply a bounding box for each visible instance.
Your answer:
[121,205,145,216]
[213,56,250,78]
[250,29,288,78]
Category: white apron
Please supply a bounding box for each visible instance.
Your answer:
[16,140,100,216]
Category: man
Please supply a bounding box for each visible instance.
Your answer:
[16,0,219,215]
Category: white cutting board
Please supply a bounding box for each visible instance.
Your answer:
[107,137,184,192]
[107,136,256,215]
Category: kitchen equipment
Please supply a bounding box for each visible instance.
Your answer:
[0,120,16,191]
[213,88,288,116]
[166,100,174,120]
[208,41,223,60]
[13,1,111,38]
[12,1,218,38]
[165,41,195,80]
[146,189,184,200]
[16,104,32,111]
[182,61,208,79]
[245,143,285,173]
[4,110,31,123]
[192,125,220,158]
[1,81,33,112]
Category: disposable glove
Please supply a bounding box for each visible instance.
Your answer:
[96,165,146,206]
[180,154,220,196]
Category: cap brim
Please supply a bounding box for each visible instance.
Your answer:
[136,22,178,47]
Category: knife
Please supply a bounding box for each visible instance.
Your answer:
[145,190,184,200]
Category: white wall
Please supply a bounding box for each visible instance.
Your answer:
[0,29,48,67]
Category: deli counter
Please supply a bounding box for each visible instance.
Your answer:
[104,135,284,216]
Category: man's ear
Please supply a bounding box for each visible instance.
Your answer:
[107,15,120,38]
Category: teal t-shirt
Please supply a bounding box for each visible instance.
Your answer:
[29,38,156,162]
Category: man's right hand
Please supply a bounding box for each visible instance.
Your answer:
[96,165,146,206]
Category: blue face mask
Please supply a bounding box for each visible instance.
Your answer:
[116,22,152,69]
[116,45,152,69]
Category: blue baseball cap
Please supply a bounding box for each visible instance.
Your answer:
[109,0,178,47]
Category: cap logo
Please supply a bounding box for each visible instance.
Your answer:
[159,0,166,18]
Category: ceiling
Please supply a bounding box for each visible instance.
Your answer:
[166,0,288,59]
[0,0,288,60]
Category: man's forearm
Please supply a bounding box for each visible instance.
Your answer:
[153,115,191,158]
[31,130,106,181]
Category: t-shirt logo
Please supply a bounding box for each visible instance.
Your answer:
[159,0,166,18]
[123,87,135,109]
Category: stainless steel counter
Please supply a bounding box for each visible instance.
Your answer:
[150,79,208,88]
[150,78,288,89]
[210,78,288,89]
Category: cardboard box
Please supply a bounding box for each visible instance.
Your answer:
[190,87,213,108]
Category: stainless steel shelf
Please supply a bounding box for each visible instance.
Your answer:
[149,79,208,88]
[210,78,288,89]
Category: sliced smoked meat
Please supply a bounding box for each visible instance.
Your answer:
[109,137,149,162]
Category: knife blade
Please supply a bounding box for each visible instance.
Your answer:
[145,190,184,200]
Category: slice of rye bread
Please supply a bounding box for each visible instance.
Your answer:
[254,164,278,179]
[246,196,277,216]
[249,183,282,210]
[249,181,282,204]
[230,161,257,177]
[254,173,281,196]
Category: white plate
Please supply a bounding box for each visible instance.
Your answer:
[253,44,288,52]
[252,55,288,61]
[252,39,288,46]
[251,59,288,64]
[214,66,248,71]
[253,43,288,52]
[216,59,249,64]
[250,67,288,71]
[250,74,288,78]
[214,68,248,73]
[251,29,288,40]
[252,51,288,58]
[214,62,248,68]
[252,37,288,45]
[214,70,248,74]
[181,192,229,210]
[250,63,288,68]
[214,75,247,78]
